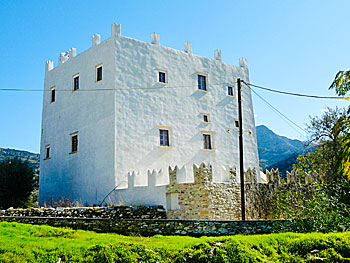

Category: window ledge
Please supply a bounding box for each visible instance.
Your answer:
[197,89,208,93]
[158,146,172,149]
[157,82,167,85]
[72,89,79,93]
[44,157,51,160]
[69,151,78,155]
[201,149,215,152]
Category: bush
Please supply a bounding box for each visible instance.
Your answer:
[272,181,350,233]
[0,158,35,209]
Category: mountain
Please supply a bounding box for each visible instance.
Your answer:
[0,148,40,171]
[1,125,304,176]
[256,125,307,171]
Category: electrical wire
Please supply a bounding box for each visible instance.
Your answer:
[242,80,346,100]
[0,82,233,92]
[243,83,307,136]
[1,79,349,101]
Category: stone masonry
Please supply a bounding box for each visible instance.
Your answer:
[166,164,316,221]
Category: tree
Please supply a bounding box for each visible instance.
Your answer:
[329,70,350,180]
[294,107,350,183]
[329,70,350,96]
[272,72,350,232]
[0,158,35,209]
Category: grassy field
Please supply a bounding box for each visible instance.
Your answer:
[0,222,350,262]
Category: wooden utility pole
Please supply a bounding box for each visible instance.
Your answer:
[237,78,245,221]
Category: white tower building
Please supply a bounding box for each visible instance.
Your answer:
[39,23,259,206]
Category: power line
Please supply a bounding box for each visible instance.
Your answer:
[244,83,307,136]
[242,80,346,100]
[1,80,349,101]
[0,82,233,92]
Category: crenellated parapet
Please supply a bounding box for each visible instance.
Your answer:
[46,22,244,72]
[265,168,280,185]
[58,48,76,65]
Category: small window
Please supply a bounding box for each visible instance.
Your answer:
[45,145,50,159]
[51,88,56,103]
[96,65,102,82]
[203,134,212,150]
[228,86,233,96]
[73,75,79,91]
[159,129,170,147]
[159,71,166,83]
[71,133,78,153]
[198,74,207,91]
[203,114,209,123]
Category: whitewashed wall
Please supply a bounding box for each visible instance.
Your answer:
[39,23,259,206]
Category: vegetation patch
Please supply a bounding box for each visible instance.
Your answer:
[0,222,349,262]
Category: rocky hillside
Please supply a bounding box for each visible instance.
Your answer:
[256,125,307,170]
[0,148,40,171]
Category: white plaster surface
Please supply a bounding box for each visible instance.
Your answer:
[39,23,259,206]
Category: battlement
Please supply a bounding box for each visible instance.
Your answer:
[46,22,247,71]
[107,164,317,221]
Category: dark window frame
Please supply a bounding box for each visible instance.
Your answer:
[159,129,170,147]
[73,75,79,91]
[203,114,209,123]
[51,88,56,103]
[159,71,166,83]
[203,134,212,150]
[71,134,78,153]
[96,66,102,82]
[45,145,50,159]
[228,86,233,96]
[198,74,207,91]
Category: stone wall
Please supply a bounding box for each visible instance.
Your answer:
[0,216,291,236]
[166,164,315,221]
[0,206,166,220]
[166,164,241,220]
[245,169,315,220]
[2,165,313,223]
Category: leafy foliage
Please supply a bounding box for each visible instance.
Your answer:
[0,158,35,209]
[329,70,350,96]
[333,110,350,180]
[295,107,350,183]
[329,70,350,179]
[272,182,350,233]
[273,105,350,232]
[1,222,350,262]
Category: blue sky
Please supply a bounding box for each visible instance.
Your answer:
[0,0,349,153]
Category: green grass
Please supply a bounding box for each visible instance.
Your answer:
[0,222,350,262]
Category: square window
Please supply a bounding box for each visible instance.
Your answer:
[159,129,170,147]
[228,86,233,96]
[203,134,212,150]
[203,114,209,123]
[45,145,50,159]
[51,88,55,103]
[96,66,102,82]
[159,71,166,83]
[73,75,79,91]
[198,75,207,91]
[71,134,78,153]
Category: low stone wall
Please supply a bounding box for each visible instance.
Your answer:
[0,216,290,236]
[0,206,166,220]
